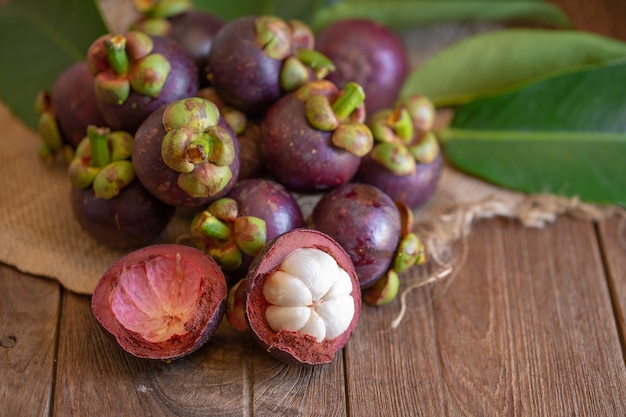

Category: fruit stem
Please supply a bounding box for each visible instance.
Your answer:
[332,82,365,122]
[87,125,111,168]
[104,35,129,76]
[185,137,211,164]
[393,108,414,143]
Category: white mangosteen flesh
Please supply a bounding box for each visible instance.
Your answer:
[262,247,355,342]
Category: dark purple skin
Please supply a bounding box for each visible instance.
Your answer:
[356,151,443,209]
[222,178,305,281]
[310,182,401,288]
[260,92,361,193]
[166,10,225,87]
[51,61,106,147]
[206,16,284,115]
[132,105,240,207]
[97,35,199,133]
[315,19,409,115]
[70,180,175,250]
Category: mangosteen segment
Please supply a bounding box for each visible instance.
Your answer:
[262,247,355,343]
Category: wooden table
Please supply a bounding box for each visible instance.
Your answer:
[2,1,626,415]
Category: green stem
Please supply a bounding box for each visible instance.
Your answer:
[87,125,111,168]
[296,49,335,74]
[393,108,414,143]
[332,82,365,122]
[104,35,129,76]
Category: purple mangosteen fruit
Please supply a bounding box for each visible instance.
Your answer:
[35,61,106,163]
[188,178,305,282]
[87,30,198,133]
[356,95,443,209]
[236,228,361,365]
[315,18,409,114]
[260,80,373,192]
[206,15,334,115]
[68,125,174,249]
[131,0,225,87]
[132,97,240,207]
[91,243,228,360]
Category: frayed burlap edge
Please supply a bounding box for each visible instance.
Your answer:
[389,191,626,329]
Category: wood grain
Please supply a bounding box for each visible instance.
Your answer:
[0,266,60,417]
[597,215,626,355]
[432,217,626,416]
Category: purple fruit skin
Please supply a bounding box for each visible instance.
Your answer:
[132,105,240,207]
[227,178,304,240]
[310,182,401,288]
[223,178,305,281]
[315,19,409,115]
[70,180,175,250]
[260,93,361,193]
[206,16,284,115]
[51,61,106,147]
[356,151,443,209]
[166,10,224,87]
[97,35,199,133]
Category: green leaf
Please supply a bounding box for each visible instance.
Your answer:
[401,29,626,107]
[439,59,626,206]
[193,0,324,24]
[0,0,108,129]
[311,1,571,31]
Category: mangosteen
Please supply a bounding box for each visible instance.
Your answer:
[356,95,443,209]
[315,18,409,114]
[206,15,335,115]
[91,243,228,360]
[131,0,225,87]
[35,61,106,163]
[132,96,240,207]
[86,30,198,133]
[237,228,361,366]
[310,182,426,293]
[260,80,373,192]
[188,178,305,281]
[68,125,174,249]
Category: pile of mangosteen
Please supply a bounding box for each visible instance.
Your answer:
[36,0,443,366]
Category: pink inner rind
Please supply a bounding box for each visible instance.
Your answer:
[91,244,227,360]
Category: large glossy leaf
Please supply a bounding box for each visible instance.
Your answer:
[311,1,570,31]
[439,59,626,206]
[0,0,108,130]
[401,29,626,107]
[193,0,323,24]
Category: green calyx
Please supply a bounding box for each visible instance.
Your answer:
[301,81,372,156]
[160,97,237,199]
[191,198,267,271]
[368,94,441,174]
[279,49,335,92]
[88,31,171,105]
[363,270,400,306]
[68,125,135,198]
[255,15,293,60]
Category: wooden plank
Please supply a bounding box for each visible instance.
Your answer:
[344,277,444,417]
[597,215,626,351]
[432,217,626,416]
[549,0,626,41]
[52,289,349,416]
[0,265,60,417]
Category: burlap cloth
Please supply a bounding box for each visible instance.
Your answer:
[1,7,621,295]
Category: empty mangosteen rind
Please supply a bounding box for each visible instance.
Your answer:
[91,244,227,360]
